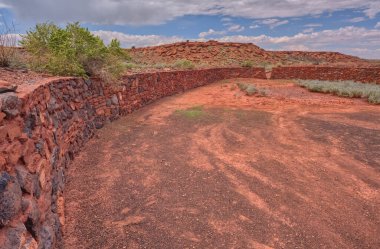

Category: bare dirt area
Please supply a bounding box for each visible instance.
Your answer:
[64,79,380,249]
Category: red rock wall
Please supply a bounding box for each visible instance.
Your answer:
[271,66,380,84]
[0,67,266,248]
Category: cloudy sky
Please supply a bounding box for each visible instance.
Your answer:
[1,0,380,59]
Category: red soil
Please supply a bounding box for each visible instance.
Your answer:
[0,68,51,87]
[64,79,380,249]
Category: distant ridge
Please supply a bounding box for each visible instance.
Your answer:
[127,41,370,67]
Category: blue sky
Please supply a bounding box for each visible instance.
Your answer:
[1,1,379,59]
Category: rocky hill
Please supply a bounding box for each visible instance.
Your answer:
[128,41,370,68]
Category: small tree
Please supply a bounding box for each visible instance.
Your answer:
[0,18,18,67]
[20,22,128,81]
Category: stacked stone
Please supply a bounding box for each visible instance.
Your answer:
[271,66,380,84]
[0,67,266,248]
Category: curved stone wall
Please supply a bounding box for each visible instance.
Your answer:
[271,66,380,84]
[0,67,266,248]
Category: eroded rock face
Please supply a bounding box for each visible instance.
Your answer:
[0,172,22,227]
[0,80,17,94]
[0,222,37,249]
[0,94,22,118]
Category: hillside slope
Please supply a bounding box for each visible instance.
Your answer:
[128,41,370,68]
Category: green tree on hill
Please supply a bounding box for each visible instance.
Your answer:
[21,22,129,82]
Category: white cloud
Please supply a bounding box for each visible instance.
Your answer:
[363,2,380,18]
[375,22,380,29]
[303,28,314,33]
[93,26,380,59]
[249,24,260,29]
[221,17,232,22]
[227,24,245,32]
[0,0,379,25]
[261,19,289,29]
[92,30,183,48]
[216,26,380,59]
[304,23,323,28]
[349,17,366,23]
[198,29,226,38]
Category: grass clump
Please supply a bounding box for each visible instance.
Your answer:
[297,80,380,104]
[176,106,204,118]
[237,83,257,96]
[20,22,129,81]
[0,19,19,68]
[241,60,254,68]
[237,83,249,91]
[245,85,257,96]
[368,92,380,104]
[173,59,195,70]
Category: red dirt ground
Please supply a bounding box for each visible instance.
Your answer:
[64,79,380,249]
[0,67,51,86]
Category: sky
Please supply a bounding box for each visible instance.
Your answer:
[0,0,380,59]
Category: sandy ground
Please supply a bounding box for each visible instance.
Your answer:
[64,79,380,249]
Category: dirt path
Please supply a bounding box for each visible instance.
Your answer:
[64,79,380,249]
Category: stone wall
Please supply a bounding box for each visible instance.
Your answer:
[0,67,266,248]
[271,66,380,84]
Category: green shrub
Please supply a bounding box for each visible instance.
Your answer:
[297,80,380,105]
[20,22,128,81]
[245,85,257,96]
[241,60,253,68]
[237,83,257,96]
[258,89,269,97]
[368,92,380,104]
[173,59,195,69]
[237,83,249,91]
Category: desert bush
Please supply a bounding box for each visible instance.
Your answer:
[237,83,249,91]
[0,19,18,67]
[173,59,195,69]
[237,83,257,96]
[368,92,380,104]
[245,85,257,96]
[297,80,380,104]
[241,60,253,68]
[20,22,128,81]
[258,89,269,97]
[152,63,171,69]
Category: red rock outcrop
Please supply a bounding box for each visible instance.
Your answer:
[128,41,370,67]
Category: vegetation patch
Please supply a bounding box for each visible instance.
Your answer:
[237,83,258,96]
[297,80,380,104]
[20,22,129,81]
[175,106,205,118]
[240,60,254,68]
[173,59,195,70]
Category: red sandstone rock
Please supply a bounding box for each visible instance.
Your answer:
[6,125,22,141]
[23,154,42,173]
[0,172,22,227]
[0,112,5,124]
[6,142,22,165]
